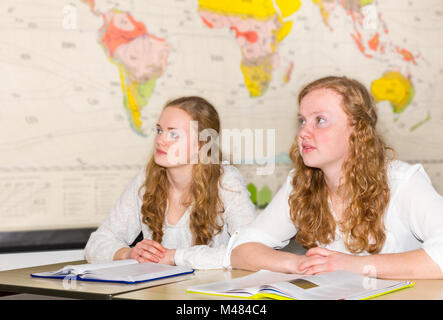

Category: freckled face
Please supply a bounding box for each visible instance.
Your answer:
[154,106,198,168]
[297,88,353,173]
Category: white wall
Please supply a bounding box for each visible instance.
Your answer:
[0,249,85,271]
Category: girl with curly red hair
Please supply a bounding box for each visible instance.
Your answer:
[231,76,443,279]
[85,96,256,269]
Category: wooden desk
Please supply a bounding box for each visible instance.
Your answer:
[374,279,443,300]
[113,269,252,300]
[0,260,194,300]
[1,261,442,300]
[114,271,443,300]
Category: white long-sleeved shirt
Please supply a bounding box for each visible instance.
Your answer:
[84,164,256,269]
[229,160,443,273]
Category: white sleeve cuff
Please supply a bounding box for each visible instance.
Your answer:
[173,248,185,267]
[422,240,443,275]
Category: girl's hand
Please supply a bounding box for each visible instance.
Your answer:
[158,249,176,266]
[130,239,167,263]
[298,247,364,275]
[281,252,326,274]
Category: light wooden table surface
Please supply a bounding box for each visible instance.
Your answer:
[1,261,442,300]
[114,269,443,300]
[113,268,252,300]
[374,279,443,300]
[0,260,194,300]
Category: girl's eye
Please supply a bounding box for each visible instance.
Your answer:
[317,117,326,125]
[169,131,179,139]
[298,118,306,127]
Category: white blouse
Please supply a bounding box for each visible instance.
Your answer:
[84,164,256,269]
[228,160,443,273]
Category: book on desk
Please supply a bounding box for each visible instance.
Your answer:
[186,269,414,300]
[30,259,194,285]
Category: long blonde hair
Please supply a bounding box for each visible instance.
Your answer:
[140,96,225,245]
[289,76,394,254]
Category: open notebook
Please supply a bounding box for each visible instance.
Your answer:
[31,259,194,284]
[187,270,414,300]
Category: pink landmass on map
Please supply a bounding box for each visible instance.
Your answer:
[100,12,147,57]
[199,11,280,64]
[113,33,170,83]
[99,11,170,83]
[315,1,419,66]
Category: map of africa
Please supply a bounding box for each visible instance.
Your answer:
[0,0,442,232]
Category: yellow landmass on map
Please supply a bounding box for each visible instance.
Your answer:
[312,0,331,27]
[241,58,273,97]
[275,0,302,19]
[360,0,374,6]
[200,0,275,20]
[117,64,142,130]
[115,63,156,135]
[199,0,301,21]
[370,71,415,113]
[276,20,293,42]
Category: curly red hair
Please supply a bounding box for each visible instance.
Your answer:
[289,76,394,254]
[140,96,225,245]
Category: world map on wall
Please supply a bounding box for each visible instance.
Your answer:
[0,0,442,231]
[84,0,424,137]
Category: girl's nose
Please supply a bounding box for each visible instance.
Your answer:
[298,123,313,140]
[155,132,167,147]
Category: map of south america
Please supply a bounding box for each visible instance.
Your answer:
[83,1,170,136]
